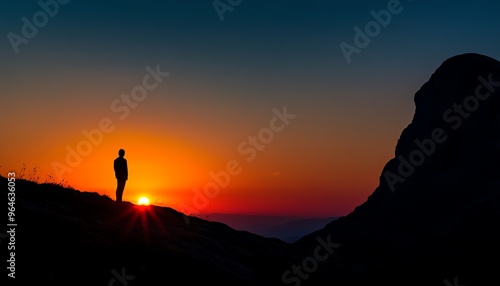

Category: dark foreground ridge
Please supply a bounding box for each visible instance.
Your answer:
[3,53,500,286]
[1,176,320,286]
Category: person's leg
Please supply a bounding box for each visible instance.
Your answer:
[115,181,120,202]
[121,180,126,201]
[116,180,125,202]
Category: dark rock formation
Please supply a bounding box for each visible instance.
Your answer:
[295,53,500,286]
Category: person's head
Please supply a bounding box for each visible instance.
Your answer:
[118,149,125,157]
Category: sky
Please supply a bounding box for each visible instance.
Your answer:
[1,0,500,217]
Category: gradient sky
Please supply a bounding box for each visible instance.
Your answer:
[2,0,500,217]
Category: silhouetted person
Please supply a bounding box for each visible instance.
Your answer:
[114,149,128,202]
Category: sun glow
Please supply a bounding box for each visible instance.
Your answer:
[138,197,150,206]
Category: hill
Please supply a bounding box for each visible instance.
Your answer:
[1,176,329,285]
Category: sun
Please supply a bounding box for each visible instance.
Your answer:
[137,197,150,206]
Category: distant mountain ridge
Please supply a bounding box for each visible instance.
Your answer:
[202,213,338,243]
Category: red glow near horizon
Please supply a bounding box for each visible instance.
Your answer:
[1,92,398,218]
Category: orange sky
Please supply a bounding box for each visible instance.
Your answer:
[1,70,410,217]
[1,0,451,217]
[3,0,500,220]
